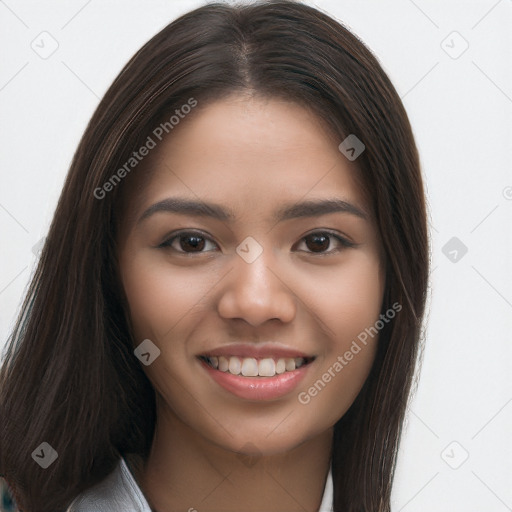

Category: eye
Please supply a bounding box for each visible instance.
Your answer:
[158,231,219,254]
[294,230,355,254]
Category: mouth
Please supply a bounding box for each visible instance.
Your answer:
[196,351,317,401]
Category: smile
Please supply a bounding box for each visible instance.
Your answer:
[197,355,316,401]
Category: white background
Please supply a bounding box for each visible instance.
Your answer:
[1,1,511,510]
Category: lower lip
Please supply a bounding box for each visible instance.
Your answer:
[198,358,313,401]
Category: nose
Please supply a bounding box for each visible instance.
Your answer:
[216,246,297,326]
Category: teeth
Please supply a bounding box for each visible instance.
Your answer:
[205,355,308,376]
[229,357,242,375]
[276,358,287,374]
[285,358,295,372]
[218,356,229,372]
[258,358,275,377]
[241,358,259,377]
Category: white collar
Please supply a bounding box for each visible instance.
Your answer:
[68,456,333,511]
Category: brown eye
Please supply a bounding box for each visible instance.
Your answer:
[159,231,218,253]
[305,233,330,252]
[178,234,205,252]
[296,231,355,254]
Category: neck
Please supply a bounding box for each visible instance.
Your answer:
[133,406,333,512]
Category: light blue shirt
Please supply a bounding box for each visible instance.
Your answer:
[67,456,333,511]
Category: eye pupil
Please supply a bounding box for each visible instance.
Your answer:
[305,233,330,252]
[180,235,205,252]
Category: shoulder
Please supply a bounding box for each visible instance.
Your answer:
[66,456,151,512]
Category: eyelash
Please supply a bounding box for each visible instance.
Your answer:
[157,229,356,255]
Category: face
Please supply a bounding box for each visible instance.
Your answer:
[117,94,386,457]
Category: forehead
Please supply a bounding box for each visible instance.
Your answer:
[119,95,368,229]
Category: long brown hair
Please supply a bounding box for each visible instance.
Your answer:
[0,1,429,510]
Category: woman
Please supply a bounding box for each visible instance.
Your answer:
[0,1,429,510]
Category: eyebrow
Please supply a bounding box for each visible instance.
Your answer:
[137,196,368,225]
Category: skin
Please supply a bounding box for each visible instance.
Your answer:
[117,94,386,512]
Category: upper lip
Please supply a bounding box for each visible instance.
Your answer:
[198,343,315,360]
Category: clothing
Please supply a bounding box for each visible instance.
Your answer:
[67,456,333,511]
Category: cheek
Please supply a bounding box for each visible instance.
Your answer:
[297,253,384,422]
[310,251,384,341]
[119,250,214,342]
